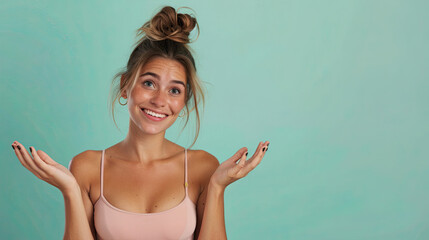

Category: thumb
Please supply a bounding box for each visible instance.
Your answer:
[226,147,248,164]
[37,150,57,165]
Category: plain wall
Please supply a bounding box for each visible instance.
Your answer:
[1,0,428,239]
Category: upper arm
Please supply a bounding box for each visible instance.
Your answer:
[193,150,220,239]
[69,150,97,240]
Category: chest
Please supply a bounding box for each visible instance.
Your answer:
[89,160,199,214]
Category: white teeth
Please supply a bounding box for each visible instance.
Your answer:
[143,109,167,118]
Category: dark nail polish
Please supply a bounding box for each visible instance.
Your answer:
[245,152,248,156]
[262,147,266,152]
[267,143,269,147]
[17,145,21,150]
[266,147,268,152]
[29,147,32,152]
[12,145,15,150]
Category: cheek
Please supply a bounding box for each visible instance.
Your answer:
[131,88,150,100]
[171,99,186,112]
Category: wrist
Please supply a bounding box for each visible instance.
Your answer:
[208,177,226,194]
[61,183,81,199]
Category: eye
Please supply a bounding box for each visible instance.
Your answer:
[170,88,181,95]
[143,80,154,88]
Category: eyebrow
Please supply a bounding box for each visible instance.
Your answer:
[140,72,186,87]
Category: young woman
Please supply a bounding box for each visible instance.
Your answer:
[11,6,269,240]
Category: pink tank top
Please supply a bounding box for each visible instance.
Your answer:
[93,149,197,240]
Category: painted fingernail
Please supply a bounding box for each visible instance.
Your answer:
[262,147,266,152]
[266,147,268,152]
[11,145,15,150]
[245,152,248,156]
[29,147,32,152]
[267,143,269,147]
[17,145,21,150]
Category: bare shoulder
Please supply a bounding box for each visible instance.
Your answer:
[188,149,219,188]
[189,149,219,170]
[69,150,101,191]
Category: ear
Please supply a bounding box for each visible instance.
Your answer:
[120,74,128,99]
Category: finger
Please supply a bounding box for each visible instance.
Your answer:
[253,141,269,159]
[256,141,269,161]
[17,142,38,170]
[12,142,32,171]
[248,141,264,160]
[226,147,248,164]
[15,142,45,179]
[261,141,269,154]
[234,149,247,167]
[37,149,57,165]
[244,141,269,172]
[238,150,248,166]
[265,141,270,152]
[14,143,43,179]
[14,142,36,170]
[30,147,51,175]
[230,151,248,176]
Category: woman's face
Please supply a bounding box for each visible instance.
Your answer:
[123,56,187,135]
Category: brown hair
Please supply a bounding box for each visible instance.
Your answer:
[108,6,205,148]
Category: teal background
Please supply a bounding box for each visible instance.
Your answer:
[1,0,428,239]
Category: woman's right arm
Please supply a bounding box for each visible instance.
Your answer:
[12,141,95,240]
[65,151,97,240]
[62,183,95,240]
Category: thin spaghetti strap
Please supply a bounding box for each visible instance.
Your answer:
[184,148,189,196]
[100,149,105,196]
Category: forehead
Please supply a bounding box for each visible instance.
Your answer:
[140,57,187,82]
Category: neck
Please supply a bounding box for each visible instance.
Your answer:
[119,119,171,164]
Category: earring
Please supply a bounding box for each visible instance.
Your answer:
[119,97,128,106]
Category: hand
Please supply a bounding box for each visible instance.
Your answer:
[12,141,78,194]
[210,141,269,190]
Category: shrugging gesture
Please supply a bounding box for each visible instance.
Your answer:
[211,141,270,189]
[197,141,270,239]
[11,141,78,194]
[12,141,95,239]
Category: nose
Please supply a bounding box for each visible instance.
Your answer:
[150,90,167,108]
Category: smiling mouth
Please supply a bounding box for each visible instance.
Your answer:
[141,108,168,119]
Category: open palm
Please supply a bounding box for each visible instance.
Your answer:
[12,141,78,194]
[211,141,269,189]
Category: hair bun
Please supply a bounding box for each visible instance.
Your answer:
[138,6,198,44]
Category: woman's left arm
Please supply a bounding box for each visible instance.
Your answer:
[196,141,269,240]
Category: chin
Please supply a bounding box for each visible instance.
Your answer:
[140,120,177,135]
[138,125,166,135]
